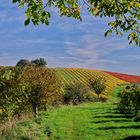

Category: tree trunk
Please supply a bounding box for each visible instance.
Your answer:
[32,103,38,118]
[44,104,47,111]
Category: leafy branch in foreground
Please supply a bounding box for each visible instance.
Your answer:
[12,0,140,46]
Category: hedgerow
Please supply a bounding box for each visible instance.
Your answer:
[0,66,62,122]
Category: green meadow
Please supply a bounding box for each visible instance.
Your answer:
[2,97,140,140]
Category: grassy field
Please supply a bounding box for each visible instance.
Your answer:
[2,99,140,140]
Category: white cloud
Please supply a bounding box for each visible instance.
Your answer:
[120,54,140,60]
[0,1,139,75]
[64,34,127,68]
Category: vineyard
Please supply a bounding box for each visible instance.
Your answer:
[105,71,140,83]
[1,67,140,140]
[55,68,127,94]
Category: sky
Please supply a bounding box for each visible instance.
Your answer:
[0,1,140,75]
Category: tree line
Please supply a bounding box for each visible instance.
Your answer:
[0,58,108,123]
[0,58,62,121]
[16,58,47,67]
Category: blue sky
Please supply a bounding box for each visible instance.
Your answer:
[0,1,140,75]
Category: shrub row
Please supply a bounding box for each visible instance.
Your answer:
[0,66,62,122]
[0,66,108,123]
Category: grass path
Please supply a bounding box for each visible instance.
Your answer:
[38,102,140,140]
[2,101,140,140]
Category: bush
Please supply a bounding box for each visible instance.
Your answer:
[0,66,62,121]
[99,94,108,102]
[117,84,140,115]
[64,82,90,105]
[86,91,100,102]
[133,115,140,122]
[22,66,62,117]
[0,67,31,122]
[89,78,106,98]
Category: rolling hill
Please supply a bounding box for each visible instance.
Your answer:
[55,68,127,94]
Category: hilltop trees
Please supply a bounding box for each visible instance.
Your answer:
[31,58,47,67]
[16,59,31,67]
[12,0,140,46]
[16,58,47,67]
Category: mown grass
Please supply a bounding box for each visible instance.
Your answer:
[1,100,140,140]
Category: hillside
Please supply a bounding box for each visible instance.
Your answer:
[105,71,140,83]
[55,68,126,94]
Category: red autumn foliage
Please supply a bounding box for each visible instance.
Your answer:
[104,71,140,83]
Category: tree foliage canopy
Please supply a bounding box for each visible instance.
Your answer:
[22,66,62,117]
[16,59,31,67]
[0,66,62,120]
[89,78,106,97]
[31,58,47,67]
[118,84,140,115]
[16,58,47,67]
[12,0,140,46]
[0,67,30,121]
[64,82,90,105]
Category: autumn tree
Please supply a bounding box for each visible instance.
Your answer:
[12,0,140,46]
[0,67,30,122]
[0,66,62,120]
[23,66,62,117]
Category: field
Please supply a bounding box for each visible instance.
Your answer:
[105,71,140,83]
[55,68,126,94]
[2,98,140,140]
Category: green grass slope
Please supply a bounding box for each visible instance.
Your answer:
[55,68,127,94]
[2,101,140,140]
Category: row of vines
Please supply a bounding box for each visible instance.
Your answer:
[55,68,127,94]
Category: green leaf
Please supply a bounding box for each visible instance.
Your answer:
[45,20,49,25]
[12,0,20,3]
[104,30,112,37]
[47,12,51,18]
[18,2,25,8]
[24,18,30,26]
